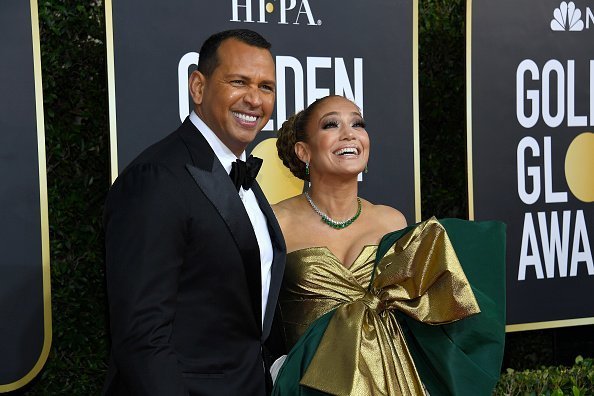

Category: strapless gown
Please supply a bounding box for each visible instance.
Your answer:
[272,218,506,396]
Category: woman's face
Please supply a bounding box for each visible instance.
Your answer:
[298,96,370,179]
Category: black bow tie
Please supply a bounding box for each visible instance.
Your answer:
[229,155,263,191]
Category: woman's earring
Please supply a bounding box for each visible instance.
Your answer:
[364,164,368,174]
[305,162,310,176]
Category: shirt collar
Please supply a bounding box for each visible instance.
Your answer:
[189,111,246,174]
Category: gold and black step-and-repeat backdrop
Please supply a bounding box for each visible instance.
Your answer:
[105,0,421,222]
[0,0,51,392]
[468,0,594,330]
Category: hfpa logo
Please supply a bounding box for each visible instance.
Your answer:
[230,0,321,26]
[550,1,594,31]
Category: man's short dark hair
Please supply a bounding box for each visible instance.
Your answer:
[197,29,272,77]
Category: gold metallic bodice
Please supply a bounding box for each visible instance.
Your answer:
[280,245,379,349]
[278,219,481,396]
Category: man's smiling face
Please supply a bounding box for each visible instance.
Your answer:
[191,38,276,156]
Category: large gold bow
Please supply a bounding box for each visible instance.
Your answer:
[299,218,480,396]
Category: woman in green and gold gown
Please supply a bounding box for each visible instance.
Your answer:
[271,95,506,395]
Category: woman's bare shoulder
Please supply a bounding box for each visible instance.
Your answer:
[363,200,408,231]
[272,194,303,222]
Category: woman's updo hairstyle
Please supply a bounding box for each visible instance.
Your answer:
[276,95,340,181]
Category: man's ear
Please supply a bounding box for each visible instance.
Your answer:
[189,70,206,105]
[294,142,310,164]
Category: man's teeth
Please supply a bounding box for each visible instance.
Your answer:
[233,112,258,122]
[334,147,359,156]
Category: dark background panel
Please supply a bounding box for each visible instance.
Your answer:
[0,0,46,385]
[471,0,594,325]
[111,0,416,221]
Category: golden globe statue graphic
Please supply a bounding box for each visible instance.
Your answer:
[251,137,305,204]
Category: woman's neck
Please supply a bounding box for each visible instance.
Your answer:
[306,176,359,220]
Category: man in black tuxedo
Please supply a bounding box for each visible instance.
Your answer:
[103,29,286,395]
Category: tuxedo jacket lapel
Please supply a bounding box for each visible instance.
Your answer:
[181,121,262,327]
[252,182,286,341]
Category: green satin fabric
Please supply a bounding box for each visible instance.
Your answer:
[273,218,506,396]
[393,218,507,395]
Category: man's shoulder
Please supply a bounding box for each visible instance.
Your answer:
[124,120,203,172]
[107,122,201,195]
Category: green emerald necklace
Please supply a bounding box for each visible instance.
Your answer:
[304,191,362,230]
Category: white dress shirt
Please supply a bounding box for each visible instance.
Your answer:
[190,112,273,328]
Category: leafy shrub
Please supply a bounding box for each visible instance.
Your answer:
[23,1,110,394]
[494,356,594,396]
[419,0,467,219]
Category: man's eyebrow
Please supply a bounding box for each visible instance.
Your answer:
[260,79,276,87]
[225,74,276,86]
[225,74,250,80]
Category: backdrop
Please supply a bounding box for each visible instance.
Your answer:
[105,0,421,221]
[468,0,594,330]
[0,0,51,392]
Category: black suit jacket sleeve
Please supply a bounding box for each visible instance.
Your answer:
[104,162,189,395]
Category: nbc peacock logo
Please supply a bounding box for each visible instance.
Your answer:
[550,1,588,31]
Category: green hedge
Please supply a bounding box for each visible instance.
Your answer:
[29,1,110,394]
[419,0,467,218]
[494,357,594,396]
